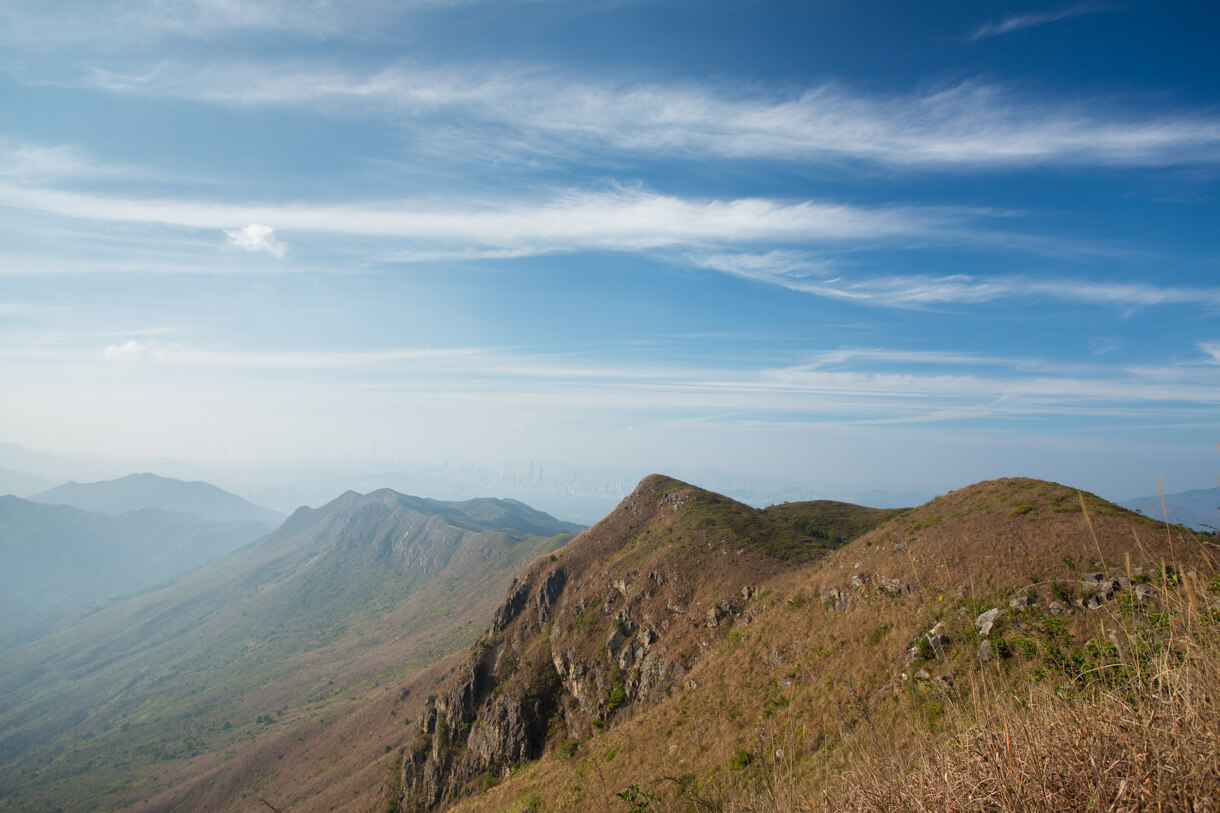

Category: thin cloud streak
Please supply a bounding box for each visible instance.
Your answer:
[691,252,1220,308]
[0,0,472,47]
[6,340,1216,419]
[970,4,1108,40]
[74,64,1220,168]
[99,339,485,369]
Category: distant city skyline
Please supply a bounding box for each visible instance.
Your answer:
[2,1,1218,507]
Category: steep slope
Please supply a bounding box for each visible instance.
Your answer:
[389,476,1216,813]
[0,489,578,812]
[396,475,860,809]
[0,496,271,625]
[31,472,285,527]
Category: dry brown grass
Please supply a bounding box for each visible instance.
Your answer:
[442,478,1219,813]
[835,631,1220,810]
[725,559,1220,812]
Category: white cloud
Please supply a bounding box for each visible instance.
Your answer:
[970,4,1106,40]
[74,64,1220,168]
[0,181,944,253]
[104,339,164,361]
[1201,342,1220,363]
[224,223,287,257]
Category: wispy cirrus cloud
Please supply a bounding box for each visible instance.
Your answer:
[0,142,149,183]
[100,339,482,368]
[5,335,1217,432]
[0,181,945,252]
[688,250,1220,308]
[0,0,443,47]
[970,4,1109,40]
[73,63,1220,168]
[7,176,1219,311]
[71,339,1220,411]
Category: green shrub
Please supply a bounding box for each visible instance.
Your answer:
[617,784,656,812]
[606,685,627,715]
[730,748,753,769]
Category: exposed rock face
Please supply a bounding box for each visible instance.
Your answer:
[536,567,566,625]
[398,475,815,812]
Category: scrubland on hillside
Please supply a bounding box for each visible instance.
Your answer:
[414,478,1218,813]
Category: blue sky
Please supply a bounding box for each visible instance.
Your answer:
[1,0,1218,504]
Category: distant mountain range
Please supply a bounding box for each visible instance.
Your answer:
[0,466,54,498]
[31,472,285,527]
[0,497,272,625]
[1122,486,1220,532]
[0,487,580,811]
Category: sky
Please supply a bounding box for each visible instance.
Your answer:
[1,0,1218,509]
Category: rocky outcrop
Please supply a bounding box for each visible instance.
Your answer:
[397,476,799,811]
[401,588,562,810]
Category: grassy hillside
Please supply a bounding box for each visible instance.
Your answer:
[384,476,1217,813]
[0,489,577,812]
[761,499,908,545]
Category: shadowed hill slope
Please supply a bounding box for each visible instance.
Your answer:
[0,489,578,813]
[386,475,1216,812]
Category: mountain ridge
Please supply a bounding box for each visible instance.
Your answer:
[391,475,1215,812]
[397,474,897,809]
[0,486,580,812]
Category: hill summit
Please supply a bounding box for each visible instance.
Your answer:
[397,474,898,808]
